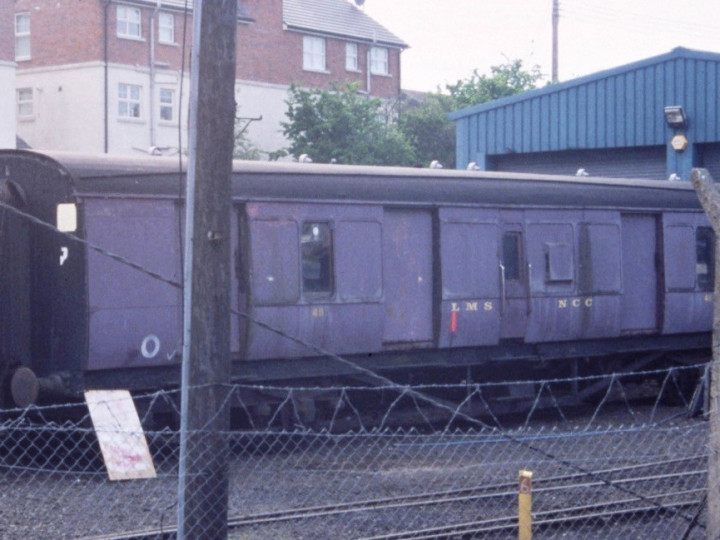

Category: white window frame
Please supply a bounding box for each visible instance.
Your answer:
[370,46,389,76]
[303,36,326,72]
[159,88,174,122]
[158,12,175,44]
[118,83,142,118]
[345,43,359,72]
[15,13,31,61]
[117,5,142,39]
[17,88,33,117]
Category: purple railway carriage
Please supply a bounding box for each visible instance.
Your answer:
[0,149,712,408]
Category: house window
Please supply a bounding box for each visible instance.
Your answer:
[118,83,141,118]
[15,13,31,61]
[303,36,326,72]
[346,43,359,71]
[159,88,174,121]
[301,222,333,296]
[158,12,174,44]
[17,88,33,117]
[117,5,142,39]
[370,46,389,75]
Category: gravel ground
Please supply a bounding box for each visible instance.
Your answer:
[0,399,710,539]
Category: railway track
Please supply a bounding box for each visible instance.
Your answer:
[82,455,706,540]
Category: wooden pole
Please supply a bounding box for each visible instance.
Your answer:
[690,168,720,539]
[177,0,236,537]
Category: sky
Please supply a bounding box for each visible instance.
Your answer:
[362,0,720,93]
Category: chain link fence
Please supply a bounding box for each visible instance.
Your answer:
[0,362,713,539]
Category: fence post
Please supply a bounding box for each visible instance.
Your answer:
[518,469,533,540]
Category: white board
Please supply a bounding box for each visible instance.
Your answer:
[85,390,157,481]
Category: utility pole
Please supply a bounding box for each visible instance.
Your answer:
[552,0,559,83]
[690,168,720,539]
[177,0,237,537]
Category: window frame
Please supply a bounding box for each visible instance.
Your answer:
[370,46,389,75]
[301,221,334,298]
[502,232,523,282]
[16,88,33,117]
[158,12,175,44]
[118,83,142,119]
[15,13,31,61]
[345,43,359,72]
[303,36,326,72]
[159,88,174,122]
[117,5,142,40]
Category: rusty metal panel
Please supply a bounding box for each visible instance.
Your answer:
[382,209,433,344]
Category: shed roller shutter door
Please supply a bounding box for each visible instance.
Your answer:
[493,146,666,180]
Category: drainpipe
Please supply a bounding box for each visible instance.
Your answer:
[104,0,111,153]
[149,0,161,148]
[366,47,371,94]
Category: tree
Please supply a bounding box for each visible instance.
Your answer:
[446,59,543,108]
[280,61,542,168]
[398,93,456,168]
[398,59,543,168]
[282,82,415,166]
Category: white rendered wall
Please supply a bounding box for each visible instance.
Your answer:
[0,61,15,149]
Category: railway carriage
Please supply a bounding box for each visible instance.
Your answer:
[0,149,712,412]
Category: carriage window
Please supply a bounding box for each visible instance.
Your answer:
[545,242,574,282]
[696,227,715,291]
[301,222,333,296]
[502,233,521,281]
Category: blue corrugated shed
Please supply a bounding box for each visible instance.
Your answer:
[450,47,720,180]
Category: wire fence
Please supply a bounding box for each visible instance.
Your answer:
[0,362,713,539]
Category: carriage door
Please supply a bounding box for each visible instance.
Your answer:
[620,214,658,333]
[500,213,528,339]
[383,209,434,344]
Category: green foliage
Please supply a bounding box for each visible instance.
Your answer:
[282,82,415,166]
[446,59,543,109]
[398,59,543,168]
[279,61,542,168]
[398,94,456,168]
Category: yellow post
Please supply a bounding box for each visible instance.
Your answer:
[518,469,533,540]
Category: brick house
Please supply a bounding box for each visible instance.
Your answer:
[1,1,15,148]
[12,0,407,157]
